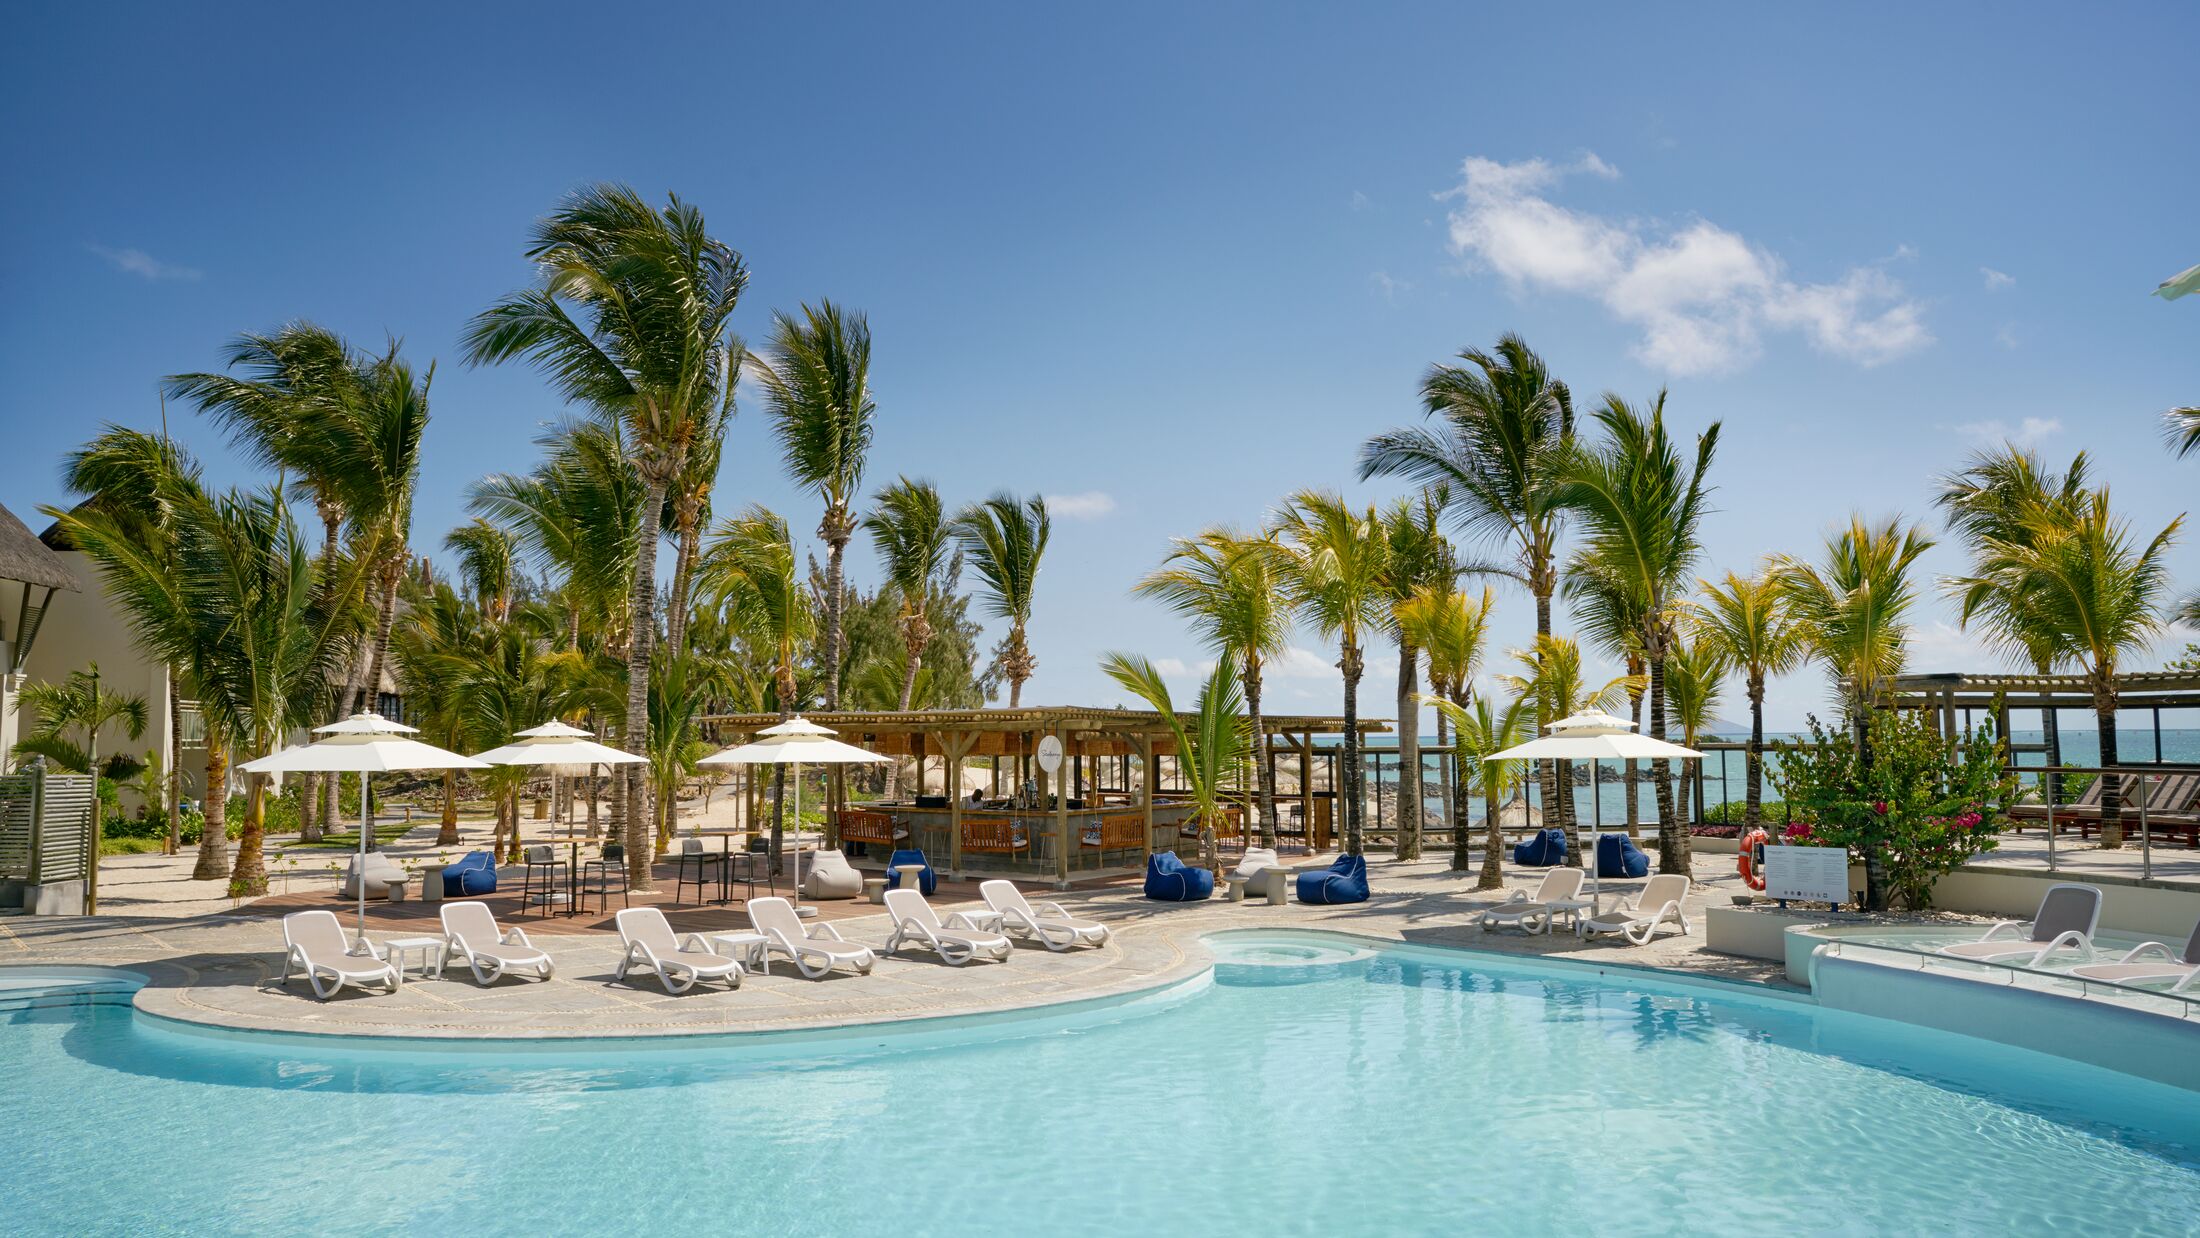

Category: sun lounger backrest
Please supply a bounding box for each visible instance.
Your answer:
[1638,873,1689,911]
[2182,919,2200,966]
[441,901,499,949]
[616,907,680,954]
[748,896,802,940]
[981,879,1033,919]
[284,910,347,958]
[2032,884,2101,942]
[1536,868,1584,902]
[884,888,940,930]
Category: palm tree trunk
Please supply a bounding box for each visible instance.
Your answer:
[664,516,702,659]
[230,771,268,897]
[2095,682,2123,848]
[1005,623,1031,707]
[1745,677,1766,832]
[1624,664,1644,838]
[1533,585,1566,845]
[1649,643,1685,874]
[192,728,228,880]
[622,479,669,891]
[2041,702,2064,814]
[438,768,460,846]
[164,675,183,855]
[1394,642,1422,860]
[1340,640,1364,856]
[1247,659,1278,848]
[823,518,850,709]
[1477,781,1504,890]
[1435,693,1454,854]
[359,558,403,717]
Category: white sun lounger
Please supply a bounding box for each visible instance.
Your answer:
[747,896,875,978]
[614,906,743,994]
[1937,883,2101,968]
[1478,867,1585,935]
[981,879,1110,950]
[1578,873,1691,945]
[883,888,1011,965]
[278,909,399,1000]
[2069,919,2200,992]
[440,900,555,985]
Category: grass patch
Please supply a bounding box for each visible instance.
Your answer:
[289,823,415,849]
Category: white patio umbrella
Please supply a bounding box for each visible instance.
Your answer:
[472,721,647,912]
[240,712,490,951]
[2156,262,2200,301]
[698,716,889,913]
[1486,710,1704,913]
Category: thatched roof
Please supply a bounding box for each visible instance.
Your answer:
[0,502,74,591]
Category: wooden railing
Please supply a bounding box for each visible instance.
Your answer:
[834,809,896,846]
[1079,811,1148,849]
[961,817,1030,854]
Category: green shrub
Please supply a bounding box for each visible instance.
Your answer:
[1701,799,1793,827]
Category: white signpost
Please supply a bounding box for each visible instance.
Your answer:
[1763,844,1851,908]
[1036,735,1064,775]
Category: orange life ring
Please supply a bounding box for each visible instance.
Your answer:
[1737,828,1769,890]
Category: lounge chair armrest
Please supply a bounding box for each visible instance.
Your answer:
[1036,900,1073,919]
[2030,930,2095,965]
[353,937,388,961]
[2117,940,2177,963]
[680,933,712,954]
[1978,920,2027,942]
[814,921,848,942]
[944,912,980,930]
[503,927,535,948]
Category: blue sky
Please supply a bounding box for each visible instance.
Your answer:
[4,3,2196,731]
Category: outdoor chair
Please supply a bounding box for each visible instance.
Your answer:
[2071,918,2200,992]
[1143,851,1213,902]
[1296,854,1369,905]
[613,906,743,994]
[339,852,407,901]
[1512,828,1568,867]
[519,844,568,917]
[883,888,1012,965]
[1479,867,1585,935]
[577,843,630,914]
[441,900,554,985]
[1579,873,1692,945]
[1937,883,2102,968]
[674,837,725,906]
[981,879,1110,950]
[277,909,399,1000]
[441,851,498,897]
[883,848,937,895]
[1595,833,1650,879]
[747,896,875,978]
[801,848,865,900]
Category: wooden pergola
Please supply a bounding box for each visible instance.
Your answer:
[1891,670,2200,762]
[697,707,1387,885]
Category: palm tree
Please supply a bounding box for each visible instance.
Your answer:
[54,485,356,895]
[13,665,148,786]
[471,418,643,651]
[1936,446,2093,805]
[755,301,874,710]
[1692,570,1807,831]
[1951,490,2181,847]
[60,426,201,851]
[1772,517,1937,732]
[1399,585,1496,869]
[1273,491,1387,855]
[2164,405,2200,461]
[863,477,951,712]
[464,184,749,891]
[1135,529,1293,846]
[1361,334,1575,840]
[1102,653,1250,878]
[664,349,743,660]
[1662,636,1729,824]
[390,579,486,846]
[1377,497,1452,858]
[1498,635,1642,865]
[700,506,815,867]
[445,518,518,624]
[1428,691,1532,889]
[955,493,1050,707]
[1564,555,1650,836]
[1554,392,1720,874]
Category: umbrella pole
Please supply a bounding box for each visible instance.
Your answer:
[356,774,370,953]
[792,760,803,910]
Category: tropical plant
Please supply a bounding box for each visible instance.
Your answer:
[1947,488,2181,847]
[1774,711,2015,910]
[1101,653,1250,878]
[390,579,488,845]
[756,300,874,710]
[663,346,742,660]
[1361,334,1575,841]
[1772,516,1937,732]
[955,493,1050,706]
[1498,635,1642,865]
[699,506,814,868]
[2164,405,2200,461]
[464,183,748,890]
[471,418,643,651]
[1273,491,1387,855]
[1398,584,1497,862]
[1427,691,1533,887]
[863,477,951,712]
[1662,635,1729,822]
[1134,528,1292,846]
[1564,553,1650,835]
[445,518,518,624]
[1554,392,1720,873]
[12,666,148,784]
[1377,496,1452,858]
[1692,570,1808,831]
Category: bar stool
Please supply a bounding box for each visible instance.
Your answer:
[674,837,725,906]
[578,842,630,915]
[520,844,569,917]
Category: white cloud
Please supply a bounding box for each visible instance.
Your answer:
[89,244,201,281]
[1044,491,1115,520]
[1439,153,1931,375]
[1269,646,1340,681]
[1154,656,1217,678]
[1994,324,2020,350]
[1369,270,1411,301]
[1350,190,1373,212]
[1981,266,2016,291]
[1948,416,2061,448]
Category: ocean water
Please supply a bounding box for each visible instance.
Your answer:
[4,937,2195,1236]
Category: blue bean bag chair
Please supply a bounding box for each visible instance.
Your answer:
[883,848,937,896]
[1513,827,1567,867]
[442,851,498,897]
[1143,851,1214,902]
[1296,854,1369,904]
[1595,833,1650,879]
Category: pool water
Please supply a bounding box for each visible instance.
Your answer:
[5,935,2197,1237]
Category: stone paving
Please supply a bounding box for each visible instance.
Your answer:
[1,849,1790,1041]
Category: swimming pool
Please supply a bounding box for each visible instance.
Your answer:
[4,934,2196,1236]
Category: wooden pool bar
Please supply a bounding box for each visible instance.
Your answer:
[698,706,1387,887]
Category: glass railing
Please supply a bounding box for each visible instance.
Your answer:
[1807,930,2200,1020]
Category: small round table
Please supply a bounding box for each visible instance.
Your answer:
[384,936,447,982]
[893,864,928,895]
